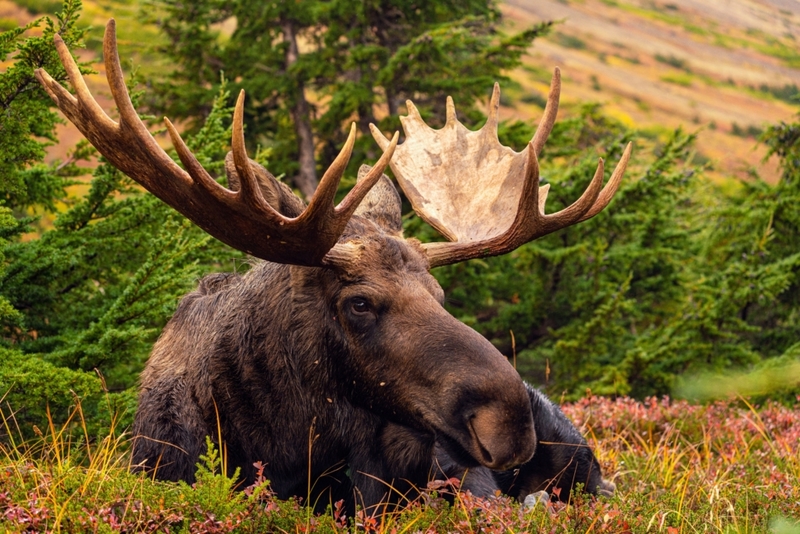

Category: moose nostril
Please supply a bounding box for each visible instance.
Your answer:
[466,403,536,470]
[467,416,495,465]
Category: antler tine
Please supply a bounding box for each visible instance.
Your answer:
[55,34,111,127]
[406,99,424,121]
[231,89,276,213]
[369,123,392,151]
[542,156,605,227]
[334,131,399,217]
[445,96,457,126]
[538,184,550,213]
[164,118,231,202]
[36,18,396,266]
[578,142,632,222]
[105,21,149,137]
[531,68,561,157]
[486,83,501,130]
[306,123,357,213]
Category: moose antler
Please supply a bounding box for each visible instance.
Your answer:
[35,19,398,267]
[370,68,631,268]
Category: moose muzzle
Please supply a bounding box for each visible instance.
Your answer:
[467,400,537,470]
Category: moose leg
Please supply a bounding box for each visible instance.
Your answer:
[347,423,435,515]
[381,425,501,500]
[131,376,207,483]
[430,443,500,497]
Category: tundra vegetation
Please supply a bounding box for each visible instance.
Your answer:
[1,0,799,532]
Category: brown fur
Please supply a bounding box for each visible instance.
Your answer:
[131,174,536,513]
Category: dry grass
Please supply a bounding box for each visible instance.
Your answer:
[1,395,798,533]
[499,0,800,185]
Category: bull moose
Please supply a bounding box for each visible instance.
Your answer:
[36,20,630,513]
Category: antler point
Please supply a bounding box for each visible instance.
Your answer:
[369,123,392,150]
[488,83,501,124]
[105,18,117,39]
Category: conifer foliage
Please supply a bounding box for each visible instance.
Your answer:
[0,1,241,437]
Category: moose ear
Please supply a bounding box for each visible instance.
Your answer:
[353,164,403,235]
[224,152,306,217]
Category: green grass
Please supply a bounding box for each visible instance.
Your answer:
[0,17,19,31]
[1,395,798,532]
[660,72,693,87]
[654,53,691,72]
[551,31,588,50]
[611,1,798,68]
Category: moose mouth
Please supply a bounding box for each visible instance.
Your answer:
[434,406,535,472]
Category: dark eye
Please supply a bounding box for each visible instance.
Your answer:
[350,298,371,315]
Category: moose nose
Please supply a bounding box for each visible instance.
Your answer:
[468,403,536,470]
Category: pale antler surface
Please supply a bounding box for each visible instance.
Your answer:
[36,19,398,267]
[371,69,631,268]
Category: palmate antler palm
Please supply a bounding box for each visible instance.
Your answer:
[371,69,632,267]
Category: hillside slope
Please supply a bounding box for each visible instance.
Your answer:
[4,0,799,183]
[500,0,800,183]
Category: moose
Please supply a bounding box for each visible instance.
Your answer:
[37,20,630,513]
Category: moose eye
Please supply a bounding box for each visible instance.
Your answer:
[350,298,371,315]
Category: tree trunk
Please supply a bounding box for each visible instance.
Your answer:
[283,21,318,199]
[386,87,399,118]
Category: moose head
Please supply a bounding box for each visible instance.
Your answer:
[36,20,630,511]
